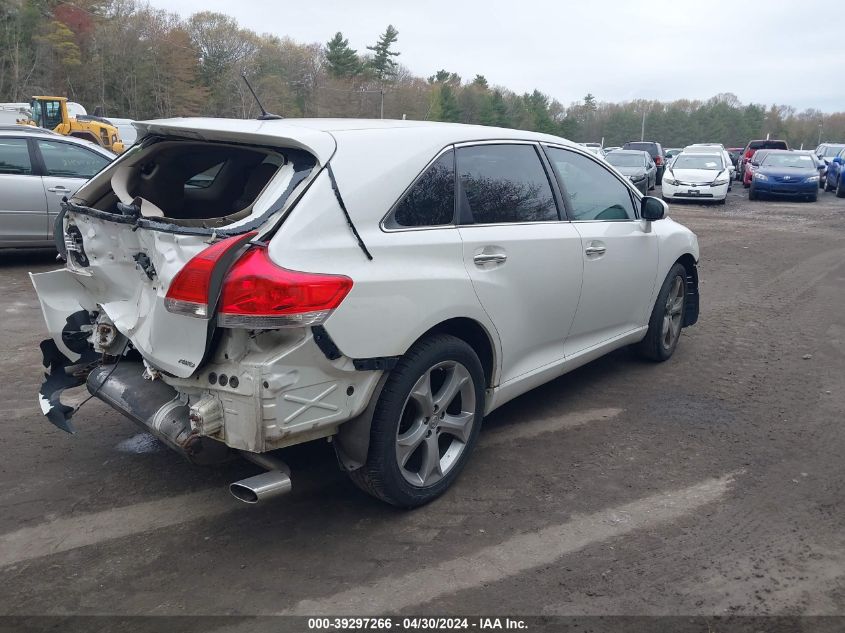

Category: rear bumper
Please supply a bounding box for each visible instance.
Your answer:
[31,269,383,453]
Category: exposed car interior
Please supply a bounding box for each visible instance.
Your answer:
[77,140,288,228]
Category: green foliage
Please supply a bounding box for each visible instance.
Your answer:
[366,24,400,82]
[325,32,360,78]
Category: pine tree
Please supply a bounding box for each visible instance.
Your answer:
[325,32,360,78]
[366,25,400,82]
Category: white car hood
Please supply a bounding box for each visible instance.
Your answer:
[668,168,721,185]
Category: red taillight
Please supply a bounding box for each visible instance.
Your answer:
[164,233,256,318]
[218,246,353,329]
[655,155,663,165]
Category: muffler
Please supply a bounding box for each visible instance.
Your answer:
[230,451,293,504]
[87,362,228,465]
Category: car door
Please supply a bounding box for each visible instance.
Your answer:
[0,137,50,246]
[543,145,660,356]
[455,142,584,385]
[34,139,111,240]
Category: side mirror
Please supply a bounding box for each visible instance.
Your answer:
[642,196,667,221]
[833,157,844,165]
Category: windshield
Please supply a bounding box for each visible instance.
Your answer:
[821,145,845,157]
[605,153,643,167]
[671,154,723,170]
[761,153,815,168]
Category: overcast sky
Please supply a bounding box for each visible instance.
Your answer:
[149,0,840,112]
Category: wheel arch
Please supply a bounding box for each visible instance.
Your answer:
[415,317,497,389]
[333,316,498,472]
[675,253,699,327]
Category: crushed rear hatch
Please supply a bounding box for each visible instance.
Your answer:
[32,120,334,430]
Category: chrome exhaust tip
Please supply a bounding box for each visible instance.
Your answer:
[230,470,292,504]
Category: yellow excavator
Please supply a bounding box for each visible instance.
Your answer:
[21,96,125,154]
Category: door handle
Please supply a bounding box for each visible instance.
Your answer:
[584,245,606,256]
[47,186,71,193]
[473,253,507,265]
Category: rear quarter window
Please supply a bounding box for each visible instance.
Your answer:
[385,149,456,229]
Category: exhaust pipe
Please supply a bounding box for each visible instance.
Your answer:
[88,362,293,503]
[87,362,229,465]
[230,451,293,504]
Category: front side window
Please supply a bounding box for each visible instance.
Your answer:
[37,140,110,178]
[457,144,557,224]
[545,147,637,221]
[388,149,455,228]
[0,138,33,175]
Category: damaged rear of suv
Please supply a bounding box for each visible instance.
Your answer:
[32,117,700,508]
[32,118,387,502]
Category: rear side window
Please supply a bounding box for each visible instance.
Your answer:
[186,162,224,189]
[37,140,110,178]
[387,149,455,228]
[457,144,558,224]
[0,138,33,175]
[545,147,637,221]
[624,142,657,157]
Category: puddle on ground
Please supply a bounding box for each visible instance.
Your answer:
[116,433,163,454]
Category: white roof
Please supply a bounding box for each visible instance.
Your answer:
[133,117,577,166]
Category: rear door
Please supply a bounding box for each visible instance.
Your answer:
[0,137,49,245]
[543,145,659,355]
[33,138,112,240]
[456,142,583,384]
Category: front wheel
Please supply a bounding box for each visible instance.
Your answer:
[837,178,845,198]
[749,186,758,200]
[349,334,485,507]
[635,263,687,362]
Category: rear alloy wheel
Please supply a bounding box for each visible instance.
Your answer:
[636,263,686,362]
[349,334,485,507]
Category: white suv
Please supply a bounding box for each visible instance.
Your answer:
[32,118,699,507]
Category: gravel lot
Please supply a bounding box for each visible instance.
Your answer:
[1,185,844,628]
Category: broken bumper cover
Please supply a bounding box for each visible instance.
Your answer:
[38,335,99,433]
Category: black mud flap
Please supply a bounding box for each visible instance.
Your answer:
[38,311,100,434]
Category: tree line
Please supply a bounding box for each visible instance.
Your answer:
[2,0,843,149]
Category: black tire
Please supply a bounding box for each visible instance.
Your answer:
[808,193,818,202]
[824,177,833,192]
[717,197,726,205]
[837,178,845,198]
[749,186,758,200]
[819,178,825,189]
[348,334,485,508]
[635,263,687,362]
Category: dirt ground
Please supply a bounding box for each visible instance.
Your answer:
[1,183,844,630]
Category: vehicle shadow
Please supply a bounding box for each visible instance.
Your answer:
[0,248,58,267]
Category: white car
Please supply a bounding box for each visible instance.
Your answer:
[684,144,735,182]
[662,151,732,204]
[32,118,700,507]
